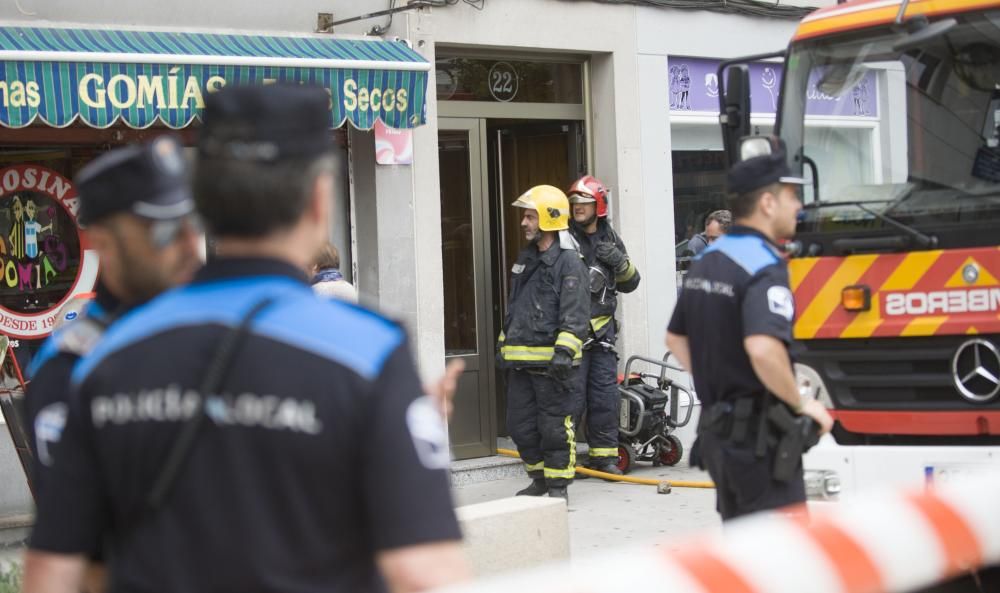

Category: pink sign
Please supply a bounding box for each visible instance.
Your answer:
[374,120,413,165]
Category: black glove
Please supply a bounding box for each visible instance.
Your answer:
[595,242,628,273]
[548,348,574,382]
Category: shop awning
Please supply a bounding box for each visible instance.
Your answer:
[0,25,430,130]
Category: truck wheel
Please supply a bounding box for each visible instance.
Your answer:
[658,435,683,466]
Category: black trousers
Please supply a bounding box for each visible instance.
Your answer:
[695,431,806,521]
[506,368,584,488]
[578,344,619,462]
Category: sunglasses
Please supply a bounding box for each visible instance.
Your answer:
[147,213,203,249]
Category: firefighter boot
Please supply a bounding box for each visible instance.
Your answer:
[590,460,623,476]
[547,486,569,502]
[516,478,548,496]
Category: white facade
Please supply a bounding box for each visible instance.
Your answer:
[0,1,835,458]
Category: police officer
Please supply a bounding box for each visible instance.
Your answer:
[24,85,469,593]
[27,138,203,476]
[566,175,640,474]
[665,138,833,521]
[499,185,589,501]
[24,137,203,593]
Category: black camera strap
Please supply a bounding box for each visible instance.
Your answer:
[145,297,275,512]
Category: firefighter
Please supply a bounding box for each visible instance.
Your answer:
[665,137,833,521]
[566,175,640,474]
[499,185,590,501]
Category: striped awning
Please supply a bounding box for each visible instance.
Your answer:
[0,25,430,130]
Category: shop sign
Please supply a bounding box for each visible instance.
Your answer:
[0,166,97,339]
[668,57,878,118]
[374,120,413,165]
[0,62,426,130]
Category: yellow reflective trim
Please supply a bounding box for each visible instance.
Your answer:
[615,261,637,283]
[501,344,555,362]
[590,315,613,333]
[555,331,583,357]
[543,415,577,480]
[525,461,544,472]
[589,447,618,458]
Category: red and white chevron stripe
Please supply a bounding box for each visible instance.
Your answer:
[435,475,1000,593]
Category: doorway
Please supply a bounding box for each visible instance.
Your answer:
[439,117,585,459]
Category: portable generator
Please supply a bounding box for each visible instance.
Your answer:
[615,353,694,473]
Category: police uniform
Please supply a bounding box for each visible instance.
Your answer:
[569,214,640,470]
[499,186,590,496]
[25,137,197,498]
[28,86,461,593]
[667,150,806,521]
[26,288,113,492]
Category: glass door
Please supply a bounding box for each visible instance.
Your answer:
[438,118,495,459]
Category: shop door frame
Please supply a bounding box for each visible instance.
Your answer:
[439,117,497,460]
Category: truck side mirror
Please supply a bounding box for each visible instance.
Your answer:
[721,65,751,165]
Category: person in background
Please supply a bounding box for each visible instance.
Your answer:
[311,242,357,302]
[685,209,731,256]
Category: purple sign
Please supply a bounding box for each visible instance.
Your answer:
[669,57,877,118]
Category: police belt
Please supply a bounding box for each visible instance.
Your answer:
[697,395,821,482]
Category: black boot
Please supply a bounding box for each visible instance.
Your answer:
[516,478,548,496]
[547,486,569,501]
[591,461,623,476]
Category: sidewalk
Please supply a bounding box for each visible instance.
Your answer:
[453,461,720,559]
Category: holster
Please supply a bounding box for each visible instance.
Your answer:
[766,403,821,482]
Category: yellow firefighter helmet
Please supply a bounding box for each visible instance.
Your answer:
[511,185,570,231]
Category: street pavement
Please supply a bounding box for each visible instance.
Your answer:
[453,461,721,559]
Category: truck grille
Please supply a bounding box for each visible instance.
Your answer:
[797,336,1000,411]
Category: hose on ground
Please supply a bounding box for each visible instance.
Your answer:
[496,447,715,489]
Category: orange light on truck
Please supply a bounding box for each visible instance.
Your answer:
[842,285,871,312]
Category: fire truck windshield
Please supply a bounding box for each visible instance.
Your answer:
[779,10,1000,253]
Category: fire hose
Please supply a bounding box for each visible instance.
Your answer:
[495,447,715,490]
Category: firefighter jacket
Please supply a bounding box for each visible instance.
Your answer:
[498,231,590,368]
[569,219,640,340]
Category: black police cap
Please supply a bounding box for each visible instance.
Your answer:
[727,147,806,196]
[198,84,333,162]
[75,136,195,226]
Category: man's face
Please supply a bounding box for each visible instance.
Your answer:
[11,199,22,222]
[571,201,597,226]
[772,184,803,241]
[521,209,541,243]
[91,213,203,305]
[25,200,35,221]
[704,220,724,243]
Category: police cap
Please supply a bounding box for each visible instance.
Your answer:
[198,84,333,162]
[727,141,806,196]
[75,136,195,226]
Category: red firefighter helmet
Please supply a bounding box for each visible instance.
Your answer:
[567,175,609,218]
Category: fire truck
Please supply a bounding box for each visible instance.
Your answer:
[718,0,1000,499]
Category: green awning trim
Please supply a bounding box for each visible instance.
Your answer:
[0,26,430,130]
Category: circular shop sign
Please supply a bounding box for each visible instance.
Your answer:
[0,165,98,339]
[488,62,519,103]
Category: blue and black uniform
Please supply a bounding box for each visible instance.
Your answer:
[668,225,804,520]
[29,258,461,593]
[25,286,118,496]
[499,235,589,488]
[569,219,640,466]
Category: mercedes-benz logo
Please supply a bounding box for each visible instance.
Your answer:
[963,263,980,285]
[952,339,1000,402]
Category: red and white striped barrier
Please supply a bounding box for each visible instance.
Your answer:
[436,474,1000,593]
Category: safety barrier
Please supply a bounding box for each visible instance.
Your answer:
[434,474,1000,593]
